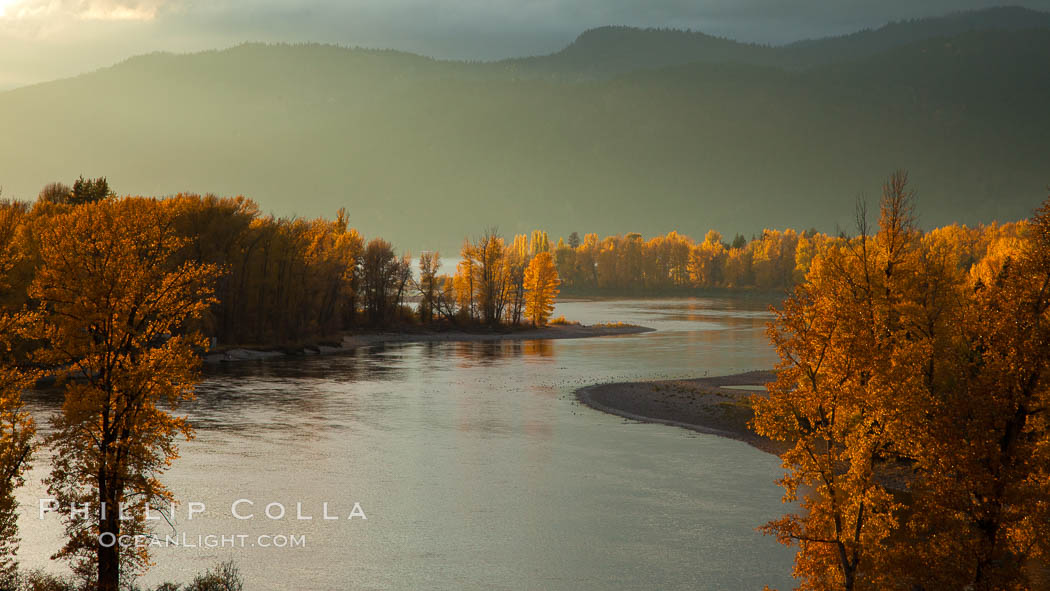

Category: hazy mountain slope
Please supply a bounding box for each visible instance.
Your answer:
[0,29,1047,254]
[498,6,1050,79]
[781,6,1050,68]
[498,27,771,79]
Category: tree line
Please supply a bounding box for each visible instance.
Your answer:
[0,182,565,350]
[0,181,564,591]
[549,221,1028,293]
[753,172,1050,591]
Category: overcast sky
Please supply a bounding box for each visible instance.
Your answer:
[1,0,1048,89]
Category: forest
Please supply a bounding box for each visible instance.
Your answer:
[5,178,1032,345]
[0,174,1044,591]
[551,220,1027,294]
[5,180,569,348]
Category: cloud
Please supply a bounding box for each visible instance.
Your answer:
[0,0,174,21]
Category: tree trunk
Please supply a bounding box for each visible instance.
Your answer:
[97,479,120,591]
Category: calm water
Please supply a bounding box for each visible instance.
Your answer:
[19,297,795,590]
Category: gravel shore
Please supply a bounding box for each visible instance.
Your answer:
[576,370,786,455]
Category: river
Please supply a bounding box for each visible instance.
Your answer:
[19,297,795,590]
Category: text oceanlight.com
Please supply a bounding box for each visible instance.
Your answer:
[99,533,308,549]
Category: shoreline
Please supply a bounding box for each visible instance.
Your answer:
[206,323,655,362]
[575,370,785,455]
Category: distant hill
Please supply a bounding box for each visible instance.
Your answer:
[0,8,1048,254]
[497,27,769,79]
[781,6,1050,68]
[498,6,1050,78]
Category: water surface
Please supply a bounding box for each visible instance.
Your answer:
[20,297,795,590]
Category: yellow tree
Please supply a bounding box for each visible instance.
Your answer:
[724,245,753,288]
[453,240,478,321]
[753,173,922,590]
[898,198,1050,590]
[664,231,692,287]
[0,311,35,585]
[529,230,550,257]
[474,230,509,325]
[576,233,599,288]
[30,198,220,591]
[755,174,1050,590]
[689,230,728,287]
[504,236,529,326]
[0,202,37,585]
[524,252,560,326]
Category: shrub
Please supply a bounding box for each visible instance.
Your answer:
[184,561,243,591]
[14,569,77,591]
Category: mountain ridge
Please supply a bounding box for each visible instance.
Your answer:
[5,5,1049,92]
[496,5,1050,78]
[0,9,1048,253]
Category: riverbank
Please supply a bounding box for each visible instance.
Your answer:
[560,287,789,300]
[206,323,654,362]
[576,370,785,455]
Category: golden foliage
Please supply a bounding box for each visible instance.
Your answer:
[29,198,220,589]
[754,173,1050,590]
[524,252,560,327]
[0,202,36,584]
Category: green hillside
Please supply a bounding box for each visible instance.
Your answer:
[0,9,1047,254]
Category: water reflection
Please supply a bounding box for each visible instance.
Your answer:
[17,297,794,591]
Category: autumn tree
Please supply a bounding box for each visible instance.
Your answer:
[391,252,413,321]
[553,238,577,287]
[0,310,35,586]
[529,230,550,256]
[896,198,1050,591]
[30,198,220,591]
[524,251,560,326]
[505,235,529,326]
[0,203,37,585]
[37,182,72,204]
[165,195,258,341]
[165,198,365,343]
[724,245,753,288]
[417,251,441,324]
[475,230,510,325]
[752,173,922,590]
[453,230,510,325]
[361,238,399,326]
[433,274,459,322]
[754,173,1050,590]
[752,229,799,289]
[689,230,728,287]
[453,251,477,322]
